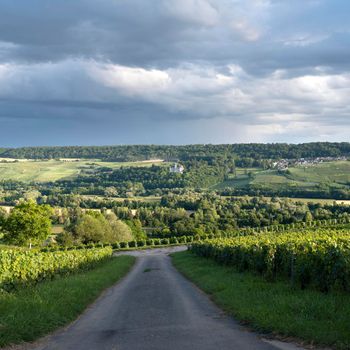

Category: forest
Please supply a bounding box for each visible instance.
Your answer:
[1,142,350,161]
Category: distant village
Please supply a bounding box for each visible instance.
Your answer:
[272,156,347,170]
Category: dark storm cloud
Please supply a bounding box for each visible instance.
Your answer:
[0,0,349,145]
[1,0,348,72]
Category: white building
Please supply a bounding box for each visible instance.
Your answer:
[170,163,184,174]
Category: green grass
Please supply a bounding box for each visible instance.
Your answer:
[287,161,350,184]
[0,255,135,347]
[214,161,350,192]
[172,251,350,349]
[0,159,167,182]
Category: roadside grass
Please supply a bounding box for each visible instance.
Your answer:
[0,255,135,348]
[171,251,350,350]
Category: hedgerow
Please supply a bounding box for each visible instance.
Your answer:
[0,247,112,291]
[191,228,350,292]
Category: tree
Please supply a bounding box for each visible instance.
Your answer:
[74,213,111,243]
[73,211,133,244]
[124,218,145,240]
[105,213,134,242]
[304,211,313,222]
[4,201,52,246]
[0,207,7,236]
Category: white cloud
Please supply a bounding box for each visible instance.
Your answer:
[0,59,349,141]
[89,64,171,97]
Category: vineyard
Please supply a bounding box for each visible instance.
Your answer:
[0,247,112,291]
[191,227,350,292]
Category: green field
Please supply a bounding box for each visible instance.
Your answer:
[0,159,167,182]
[215,161,350,191]
[287,161,350,184]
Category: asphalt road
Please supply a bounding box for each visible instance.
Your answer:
[33,247,303,350]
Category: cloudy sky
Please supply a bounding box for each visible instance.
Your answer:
[0,0,349,146]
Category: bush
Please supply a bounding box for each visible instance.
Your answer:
[119,241,129,248]
[128,240,137,248]
[169,237,178,244]
[178,236,187,243]
[0,247,112,291]
[137,240,146,247]
[161,238,169,245]
[112,242,120,249]
[146,239,154,246]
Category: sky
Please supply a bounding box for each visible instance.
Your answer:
[0,0,349,146]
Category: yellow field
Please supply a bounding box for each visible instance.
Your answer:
[0,159,166,182]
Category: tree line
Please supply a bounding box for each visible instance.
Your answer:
[1,142,349,161]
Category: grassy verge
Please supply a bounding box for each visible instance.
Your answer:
[0,255,135,347]
[171,251,350,350]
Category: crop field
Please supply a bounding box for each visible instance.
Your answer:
[0,159,167,182]
[215,161,350,190]
[0,247,113,291]
[191,226,350,292]
[287,161,350,184]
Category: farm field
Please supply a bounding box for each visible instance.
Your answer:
[215,161,350,191]
[0,159,167,182]
[287,161,350,184]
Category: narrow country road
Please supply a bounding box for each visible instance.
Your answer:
[33,247,303,350]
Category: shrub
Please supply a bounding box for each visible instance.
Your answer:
[169,237,178,244]
[128,240,137,248]
[0,247,112,291]
[146,239,154,246]
[112,242,120,249]
[178,236,187,243]
[137,240,146,247]
[119,242,129,249]
[161,238,169,245]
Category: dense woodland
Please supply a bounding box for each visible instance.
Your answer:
[1,143,350,161]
